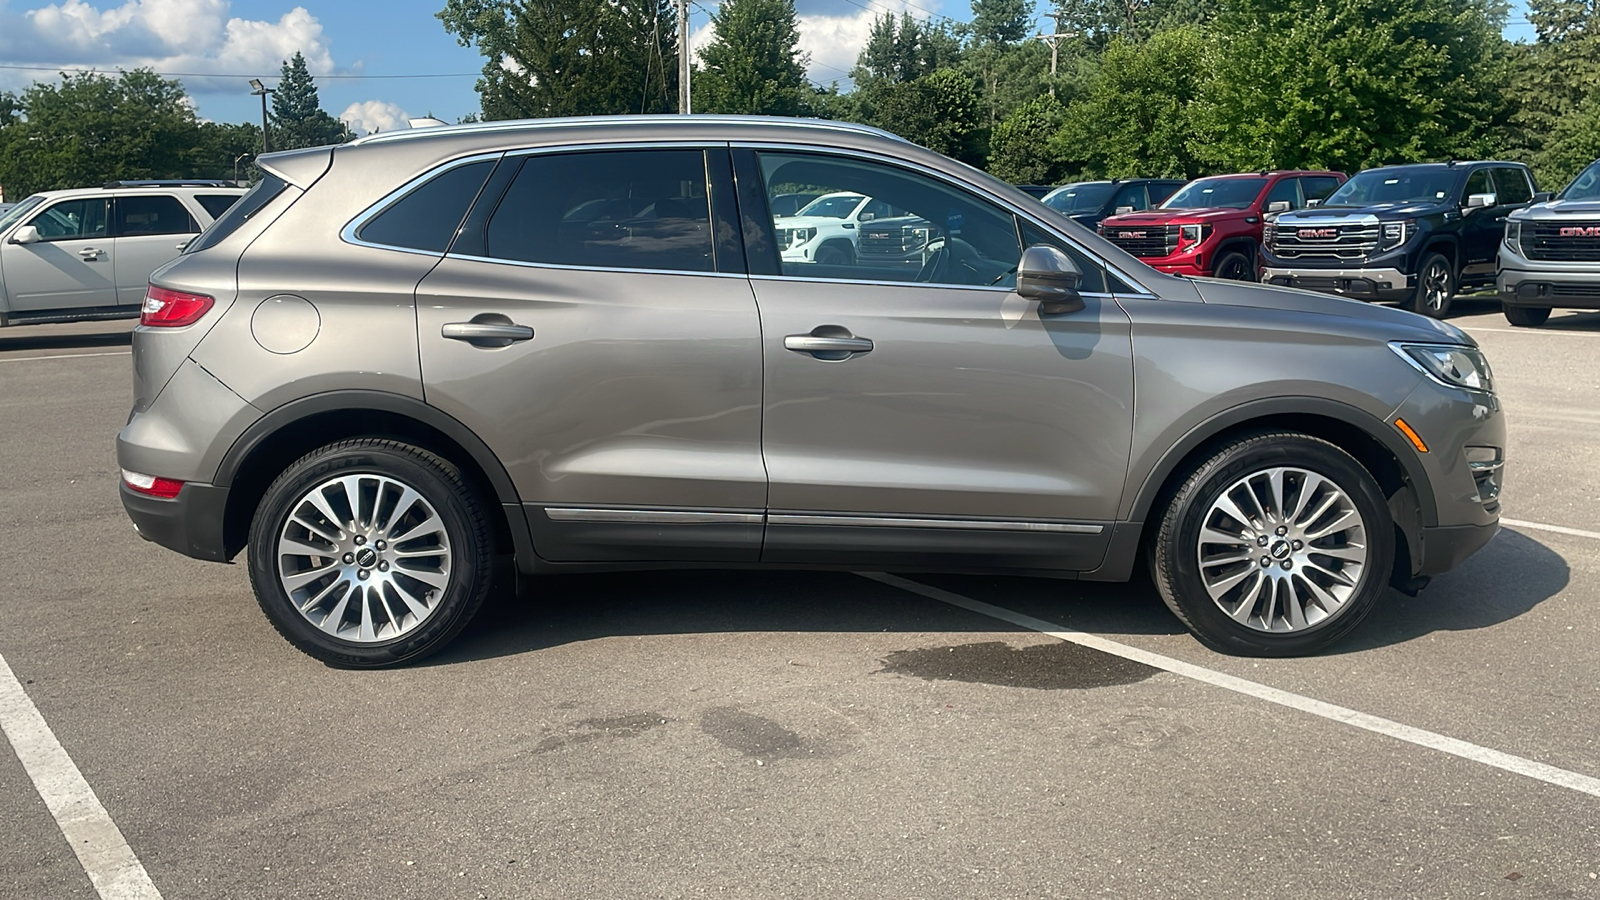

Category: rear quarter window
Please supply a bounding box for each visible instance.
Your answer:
[196,194,242,219]
[354,160,496,253]
[184,175,288,254]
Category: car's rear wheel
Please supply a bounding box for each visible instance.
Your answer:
[1503,304,1551,327]
[1412,252,1455,318]
[815,242,854,266]
[1150,432,1393,656]
[247,439,495,668]
[1212,250,1255,282]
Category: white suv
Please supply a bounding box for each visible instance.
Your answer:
[773,191,904,266]
[0,180,245,327]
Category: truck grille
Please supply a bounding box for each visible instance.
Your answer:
[1522,221,1600,262]
[858,223,936,258]
[1103,225,1178,258]
[1269,223,1380,260]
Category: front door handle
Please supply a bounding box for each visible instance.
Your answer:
[784,326,873,360]
[78,247,103,259]
[442,320,534,348]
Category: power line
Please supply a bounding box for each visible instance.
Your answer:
[0,63,479,80]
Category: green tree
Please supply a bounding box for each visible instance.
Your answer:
[1507,1,1600,185]
[1197,0,1511,173]
[988,93,1067,183]
[873,69,986,164]
[695,0,810,116]
[438,0,679,118]
[1050,28,1212,178]
[972,0,1032,44]
[269,52,352,149]
[851,13,961,86]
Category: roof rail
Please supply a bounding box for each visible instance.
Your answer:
[101,180,236,189]
[347,114,911,148]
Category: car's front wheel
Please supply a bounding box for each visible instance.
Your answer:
[247,439,495,667]
[1151,432,1393,656]
[1503,305,1551,327]
[1413,252,1455,318]
[1212,250,1256,282]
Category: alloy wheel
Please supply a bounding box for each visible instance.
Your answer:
[1421,259,1452,312]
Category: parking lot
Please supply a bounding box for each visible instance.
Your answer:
[2,299,1598,899]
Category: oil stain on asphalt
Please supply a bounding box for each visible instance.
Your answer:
[879,640,1158,689]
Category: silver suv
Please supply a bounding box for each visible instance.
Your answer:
[117,116,1505,666]
[1498,158,1600,326]
[0,181,244,326]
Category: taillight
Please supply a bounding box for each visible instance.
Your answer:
[122,469,184,499]
[141,285,214,327]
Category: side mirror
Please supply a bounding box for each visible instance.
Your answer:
[1465,192,1496,209]
[1306,198,1322,207]
[1114,205,1135,215]
[9,225,40,245]
[1016,244,1085,315]
[859,212,875,222]
[1265,200,1291,214]
[1533,191,1554,203]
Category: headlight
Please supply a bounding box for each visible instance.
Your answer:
[1178,223,1209,246]
[792,227,816,244]
[1392,343,1494,392]
[1503,219,1521,251]
[1381,219,1413,250]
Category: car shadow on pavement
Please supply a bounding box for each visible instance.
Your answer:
[0,327,133,352]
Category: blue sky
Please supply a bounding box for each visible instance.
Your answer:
[0,0,1544,134]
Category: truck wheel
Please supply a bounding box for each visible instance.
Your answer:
[815,243,854,266]
[1412,252,1455,318]
[1149,432,1393,657]
[247,439,496,668]
[1213,250,1255,281]
[1503,305,1551,327]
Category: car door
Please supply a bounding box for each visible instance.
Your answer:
[1,196,115,313]
[734,148,1135,571]
[110,193,204,306]
[411,146,766,562]
[1460,167,1502,275]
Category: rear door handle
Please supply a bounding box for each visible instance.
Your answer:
[784,327,873,360]
[442,321,534,347]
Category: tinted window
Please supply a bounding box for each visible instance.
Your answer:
[30,198,107,240]
[114,195,198,236]
[1163,177,1268,210]
[359,160,495,253]
[1302,176,1342,203]
[196,194,241,219]
[1463,169,1493,200]
[1149,182,1183,204]
[1263,178,1301,210]
[186,175,288,254]
[1323,168,1457,206]
[485,150,713,273]
[1043,182,1115,213]
[757,151,1022,288]
[1110,183,1148,212]
[1492,168,1533,204]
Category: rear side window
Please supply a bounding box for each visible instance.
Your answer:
[186,175,288,254]
[114,195,198,236]
[356,160,495,253]
[196,194,241,219]
[484,149,714,273]
[1492,168,1533,204]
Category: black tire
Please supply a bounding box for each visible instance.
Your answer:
[814,242,854,266]
[1150,432,1394,657]
[1212,250,1256,282]
[1412,251,1455,318]
[1503,304,1551,327]
[247,439,495,668]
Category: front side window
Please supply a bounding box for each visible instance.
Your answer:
[484,149,714,273]
[114,195,198,236]
[29,198,107,240]
[1463,169,1493,201]
[1301,176,1342,203]
[795,194,865,219]
[1492,168,1533,204]
[756,151,1025,288]
[1263,178,1301,210]
[1162,177,1268,211]
[1110,183,1148,212]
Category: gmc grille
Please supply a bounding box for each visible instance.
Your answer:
[1269,224,1380,260]
[1523,222,1600,262]
[1104,225,1178,258]
[858,224,936,258]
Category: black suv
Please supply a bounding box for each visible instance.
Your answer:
[1040,178,1187,231]
[1261,161,1542,317]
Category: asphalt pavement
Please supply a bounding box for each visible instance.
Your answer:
[2,300,1598,899]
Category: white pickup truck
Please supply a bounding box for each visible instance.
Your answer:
[772,191,904,267]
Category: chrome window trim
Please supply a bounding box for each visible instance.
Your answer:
[340,150,506,256]
[768,513,1104,534]
[348,114,908,147]
[545,508,762,525]
[443,252,744,279]
[731,141,1157,295]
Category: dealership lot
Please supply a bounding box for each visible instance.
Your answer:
[2,300,1598,899]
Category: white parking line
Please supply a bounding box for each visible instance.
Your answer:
[0,350,130,363]
[1503,517,1600,541]
[1466,326,1599,337]
[0,652,163,899]
[861,572,1600,801]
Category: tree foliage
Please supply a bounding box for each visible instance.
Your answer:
[1509,0,1600,186]
[971,0,1032,44]
[988,94,1067,183]
[871,69,986,165]
[695,0,810,116]
[270,52,352,150]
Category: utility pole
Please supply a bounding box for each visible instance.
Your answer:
[678,0,692,114]
[249,78,275,153]
[1035,11,1071,97]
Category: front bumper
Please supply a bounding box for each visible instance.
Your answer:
[1414,521,1500,576]
[1497,264,1600,309]
[1146,259,1211,278]
[1261,265,1413,301]
[121,481,233,562]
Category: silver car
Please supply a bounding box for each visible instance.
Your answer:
[1498,157,1600,326]
[117,116,1504,666]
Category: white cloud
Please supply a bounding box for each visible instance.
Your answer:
[339,99,409,136]
[0,0,339,92]
[690,0,941,89]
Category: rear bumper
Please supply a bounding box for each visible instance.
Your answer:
[121,481,233,562]
[1261,265,1413,301]
[1415,521,1499,576]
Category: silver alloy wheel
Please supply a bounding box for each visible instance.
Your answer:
[1196,466,1368,633]
[276,473,453,642]
[1421,259,1452,311]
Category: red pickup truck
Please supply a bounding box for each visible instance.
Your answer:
[1098,170,1346,280]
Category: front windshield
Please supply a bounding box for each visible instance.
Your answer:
[1162,177,1267,210]
[1043,182,1115,213]
[1559,160,1600,201]
[795,194,864,218]
[0,195,46,233]
[1323,168,1457,206]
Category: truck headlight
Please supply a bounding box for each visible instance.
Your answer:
[1178,223,1208,246]
[1392,343,1494,393]
[1503,219,1521,252]
[1381,219,1412,250]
